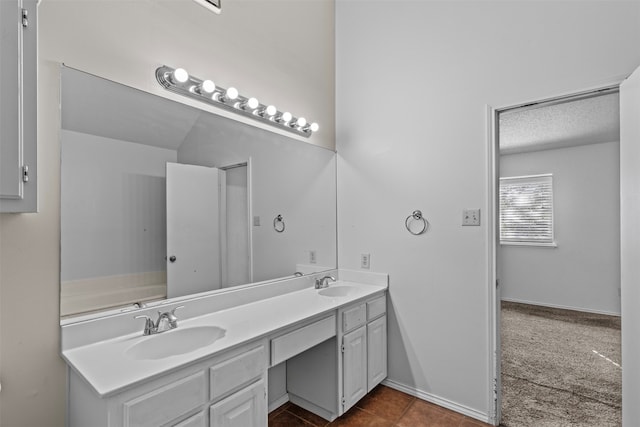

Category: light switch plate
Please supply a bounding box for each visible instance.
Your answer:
[462,209,481,226]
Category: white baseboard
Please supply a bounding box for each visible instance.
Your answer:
[501,297,621,317]
[268,393,289,413]
[381,379,491,424]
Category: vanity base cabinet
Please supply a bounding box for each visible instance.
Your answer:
[68,341,268,427]
[209,378,266,427]
[341,295,387,414]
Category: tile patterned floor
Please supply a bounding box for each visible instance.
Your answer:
[268,385,493,427]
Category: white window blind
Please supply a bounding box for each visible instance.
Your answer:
[499,174,554,244]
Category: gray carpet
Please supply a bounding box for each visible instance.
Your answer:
[500,301,621,427]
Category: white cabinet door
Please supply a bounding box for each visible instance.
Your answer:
[367,315,387,392]
[342,326,367,411]
[209,379,266,427]
[0,0,37,212]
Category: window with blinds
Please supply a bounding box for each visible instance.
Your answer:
[499,174,554,245]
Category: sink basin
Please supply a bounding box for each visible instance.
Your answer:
[125,326,226,360]
[318,285,357,297]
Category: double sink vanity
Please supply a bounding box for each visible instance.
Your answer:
[62,270,388,427]
[58,67,381,427]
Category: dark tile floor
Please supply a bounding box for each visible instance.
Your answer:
[268,385,493,427]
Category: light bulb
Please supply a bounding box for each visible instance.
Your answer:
[200,79,215,94]
[247,97,259,110]
[172,68,189,83]
[296,117,307,127]
[265,105,277,116]
[282,112,292,123]
[310,122,319,132]
[226,87,239,101]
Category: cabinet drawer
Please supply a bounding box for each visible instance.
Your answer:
[123,371,206,427]
[271,315,336,366]
[342,304,366,333]
[210,345,266,401]
[367,296,386,321]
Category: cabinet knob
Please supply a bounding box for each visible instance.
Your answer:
[169,255,177,263]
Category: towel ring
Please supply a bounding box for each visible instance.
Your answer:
[273,214,285,233]
[405,210,429,235]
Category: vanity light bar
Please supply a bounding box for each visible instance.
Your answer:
[155,66,319,138]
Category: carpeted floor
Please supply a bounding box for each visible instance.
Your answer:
[500,301,621,427]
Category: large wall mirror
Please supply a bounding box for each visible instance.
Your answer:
[60,66,337,319]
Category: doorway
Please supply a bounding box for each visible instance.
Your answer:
[489,88,622,426]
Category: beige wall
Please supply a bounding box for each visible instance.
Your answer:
[0,1,335,425]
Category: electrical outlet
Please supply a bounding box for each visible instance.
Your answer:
[253,216,261,226]
[361,253,371,269]
[462,208,481,226]
[310,250,317,264]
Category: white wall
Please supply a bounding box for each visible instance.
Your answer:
[500,141,620,315]
[336,0,640,422]
[61,130,174,281]
[177,115,337,282]
[0,1,334,425]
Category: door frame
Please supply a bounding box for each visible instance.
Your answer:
[219,158,254,284]
[485,79,624,426]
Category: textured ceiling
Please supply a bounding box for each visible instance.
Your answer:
[499,92,619,154]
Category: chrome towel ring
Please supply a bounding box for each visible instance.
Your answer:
[405,210,429,235]
[273,214,285,233]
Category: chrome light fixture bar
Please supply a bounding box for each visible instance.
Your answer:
[156,66,318,138]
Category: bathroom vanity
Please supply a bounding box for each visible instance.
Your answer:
[58,68,380,427]
[62,271,388,427]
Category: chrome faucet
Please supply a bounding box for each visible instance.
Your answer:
[315,275,336,289]
[135,306,184,335]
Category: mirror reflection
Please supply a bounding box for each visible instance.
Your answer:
[60,67,337,318]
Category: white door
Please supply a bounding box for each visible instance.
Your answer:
[209,380,266,427]
[367,315,387,392]
[620,64,640,426]
[342,326,367,412]
[166,162,222,298]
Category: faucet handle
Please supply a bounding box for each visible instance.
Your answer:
[166,306,184,328]
[134,315,155,335]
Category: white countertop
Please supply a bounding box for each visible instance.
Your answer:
[62,280,386,397]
